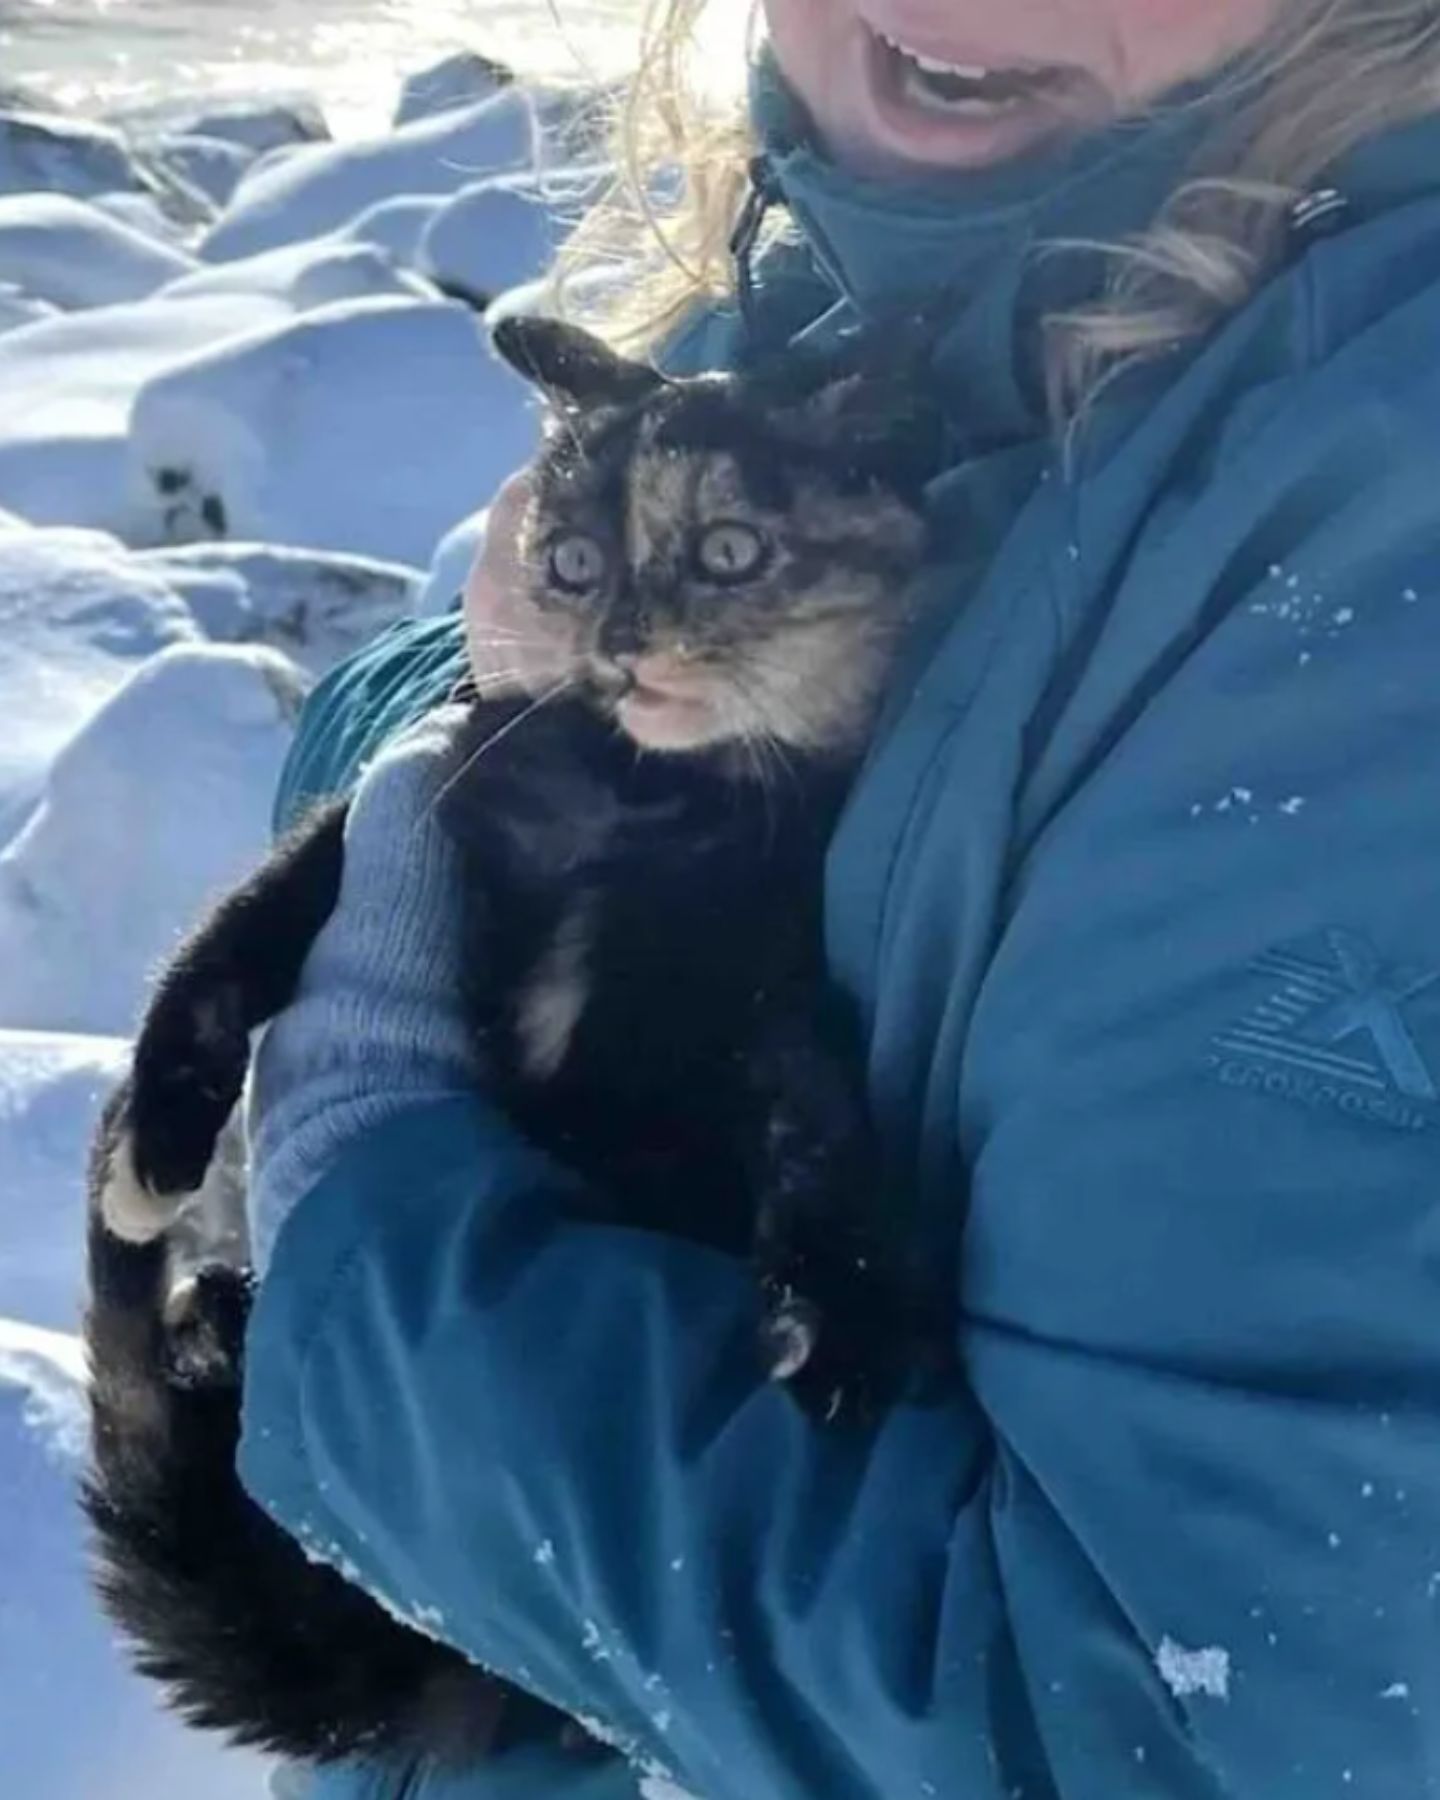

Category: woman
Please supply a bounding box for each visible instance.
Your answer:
[244,3,1440,1796]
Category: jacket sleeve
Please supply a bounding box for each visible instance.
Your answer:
[238,1098,1000,1800]
[294,1745,644,1800]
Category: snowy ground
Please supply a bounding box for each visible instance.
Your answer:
[0,53,577,1796]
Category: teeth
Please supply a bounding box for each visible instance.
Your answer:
[877,27,991,80]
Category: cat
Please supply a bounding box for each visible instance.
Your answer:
[82,311,946,1781]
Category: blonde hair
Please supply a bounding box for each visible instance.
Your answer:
[558,0,1440,419]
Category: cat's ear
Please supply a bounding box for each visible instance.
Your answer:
[491,316,663,413]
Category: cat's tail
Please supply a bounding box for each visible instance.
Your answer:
[82,1093,522,1766]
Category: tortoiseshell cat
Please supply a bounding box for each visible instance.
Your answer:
[82,314,945,1778]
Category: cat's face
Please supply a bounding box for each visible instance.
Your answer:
[486,317,936,758]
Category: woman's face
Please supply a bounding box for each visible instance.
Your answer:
[763,0,1286,176]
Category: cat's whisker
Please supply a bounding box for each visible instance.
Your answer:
[421,675,576,826]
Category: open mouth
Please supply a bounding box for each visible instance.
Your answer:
[870,24,1071,116]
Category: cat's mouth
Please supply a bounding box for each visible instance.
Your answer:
[587,653,725,752]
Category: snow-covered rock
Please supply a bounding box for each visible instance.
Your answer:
[144,132,254,210]
[120,96,329,158]
[417,167,602,306]
[136,541,419,671]
[338,192,447,265]
[0,528,199,839]
[129,294,539,566]
[0,1314,269,1795]
[393,49,514,127]
[0,642,304,1037]
[158,236,431,309]
[0,109,146,202]
[200,88,546,263]
[0,502,29,532]
[0,280,58,336]
[0,194,196,311]
[0,1032,126,1330]
[88,188,196,248]
[0,290,294,536]
[417,505,487,618]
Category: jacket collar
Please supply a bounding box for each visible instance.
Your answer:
[746,51,1226,447]
[746,54,1440,450]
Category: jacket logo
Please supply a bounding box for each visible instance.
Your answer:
[1208,930,1440,1131]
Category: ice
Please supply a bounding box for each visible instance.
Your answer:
[0,108,145,202]
[0,642,304,1036]
[0,193,196,310]
[0,291,295,536]
[129,294,538,565]
[201,88,548,263]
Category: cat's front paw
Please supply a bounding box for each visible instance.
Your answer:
[99,1122,186,1245]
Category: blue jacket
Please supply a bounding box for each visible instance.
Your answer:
[244,63,1440,1800]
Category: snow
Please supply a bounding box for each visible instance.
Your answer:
[0,280,58,335]
[338,192,447,263]
[0,527,199,837]
[0,109,146,202]
[394,51,515,128]
[417,506,489,618]
[158,236,430,308]
[0,45,588,1796]
[417,167,603,306]
[1155,1637,1232,1702]
[201,88,548,263]
[117,98,330,159]
[0,291,295,535]
[89,189,196,248]
[0,642,304,1036]
[129,295,538,565]
[145,134,255,210]
[135,542,421,671]
[0,1311,269,1797]
[0,193,196,309]
[0,1033,127,1331]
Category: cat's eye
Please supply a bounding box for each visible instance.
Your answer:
[695,522,768,584]
[547,531,607,593]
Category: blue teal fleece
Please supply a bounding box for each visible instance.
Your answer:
[249,62,1440,1800]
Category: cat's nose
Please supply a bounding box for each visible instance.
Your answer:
[597,611,646,659]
